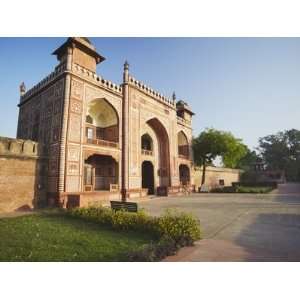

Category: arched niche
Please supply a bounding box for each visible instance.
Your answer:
[85,98,119,144]
[141,133,153,154]
[178,130,189,158]
[179,164,190,185]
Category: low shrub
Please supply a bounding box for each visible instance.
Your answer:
[232,181,278,188]
[156,209,201,246]
[235,186,273,193]
[68,206,201,261]
[127,237,179,262]
[210,186,236,193]
[210,185,274,194]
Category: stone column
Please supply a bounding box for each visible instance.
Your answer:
[58,46,73,201]
[121,61,129,201]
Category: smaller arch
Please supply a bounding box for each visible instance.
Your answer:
[178,131,189,158]
[142,161,154,195]
[141,133,153,155]
[85,98,119,144]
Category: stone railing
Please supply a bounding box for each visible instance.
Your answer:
[179,154,190,160]
[0,137,40,158]
[72,63,122,95]
[86,138,119,148]
[20,62,67,102]
[141,149,153,156]
[177,116,191,126]
[128,75,176,108]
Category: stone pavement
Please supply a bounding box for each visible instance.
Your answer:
[141,183,300,262]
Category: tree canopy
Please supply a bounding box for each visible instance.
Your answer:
[192,128,248,185]
[258,129,300,181]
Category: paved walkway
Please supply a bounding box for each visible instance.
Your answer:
[141,183,300,261]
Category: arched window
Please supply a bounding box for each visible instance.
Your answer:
[178,131,189,158]
[141,134,153,151]
[141,134,153,156]
[86,115,93,124]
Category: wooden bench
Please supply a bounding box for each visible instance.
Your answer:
[110,201,138,212]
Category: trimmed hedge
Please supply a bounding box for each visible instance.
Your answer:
[232,181,278,188]
[210,186,236,193]
[235,186,273,193]
[67,207,201,261]
[211,185,274,194]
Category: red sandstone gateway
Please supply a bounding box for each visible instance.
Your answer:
[14,37,194,209]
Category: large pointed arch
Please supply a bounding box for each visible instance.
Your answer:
[146,118,170,187]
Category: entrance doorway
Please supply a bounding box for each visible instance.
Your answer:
[179,164,190,185]
[142,161,154,195]
[84,154,118,191]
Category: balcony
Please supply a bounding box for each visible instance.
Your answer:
[141,149,153,156]
[178,145,189,160]
[86,138,118,148]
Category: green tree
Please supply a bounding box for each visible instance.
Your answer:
[258,129,300,181]
[222,131,248,168]
[193,128,248,185]
[236,149,259,171]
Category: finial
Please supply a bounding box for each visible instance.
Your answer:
[172,91,176,101]
[124,60,129,71]
[20,82,26,96]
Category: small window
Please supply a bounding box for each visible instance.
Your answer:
[86,127,93,140]
[84,165,93,185]
[86,115,93,124]
[219,179,225,186]
[141,134,153,151]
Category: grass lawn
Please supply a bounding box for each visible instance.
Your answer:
[0,213,153,262]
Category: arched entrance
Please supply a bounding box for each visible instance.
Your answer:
[142,161,154,195]
[84,154,118,191]
[146,118,170,187]
[179,164,190,185]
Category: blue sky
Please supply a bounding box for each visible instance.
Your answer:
[0,37,300,149]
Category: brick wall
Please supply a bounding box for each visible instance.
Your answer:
[0,137,47,213]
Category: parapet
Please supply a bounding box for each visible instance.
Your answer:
[19,62,67,103]
[128,75,176,108]
[0,137,41,158]
[72,63,123,95]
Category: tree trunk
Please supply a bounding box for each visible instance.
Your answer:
[201,160,206,185]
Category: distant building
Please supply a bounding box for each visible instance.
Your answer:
[251,159,286,183]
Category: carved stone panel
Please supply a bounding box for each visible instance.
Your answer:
[48,177,58,192]
[49,159,58,176]
[54,80,64,98]
[68,145,80,162]
[65,176,80,192]
[67,162,79,175]
[68,113,82,142]
[70,99,82,114]
[71,79,83,101]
